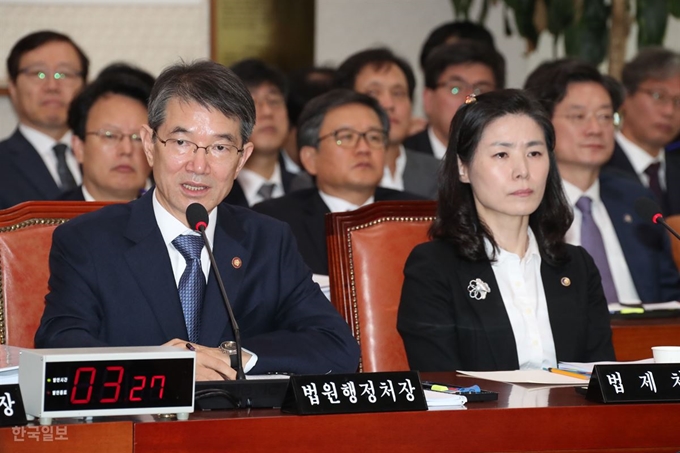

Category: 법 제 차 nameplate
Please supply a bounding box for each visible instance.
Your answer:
[281,371,427,415]
[0,384,27,427]
[586,364,680,403]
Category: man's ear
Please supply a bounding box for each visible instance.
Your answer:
[140,125,155,167]
[422,88,434,119]
[299,146,319,176]
[234,141,254,178]
[457,156,470,183]
[71,135,85,164]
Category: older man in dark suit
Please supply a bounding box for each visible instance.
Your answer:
[253,89,422,275]
[35,61,360,380]
[0,31,88,209]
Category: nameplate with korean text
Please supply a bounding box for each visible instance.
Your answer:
[586,364,680,403]
[281,371,427,415]
[0,384,27,427]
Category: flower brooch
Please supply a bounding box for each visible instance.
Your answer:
[468,278,491,300]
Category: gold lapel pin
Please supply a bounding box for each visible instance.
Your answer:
[561,277,571,287]
[232,257,242,269]
[623,214,633,224]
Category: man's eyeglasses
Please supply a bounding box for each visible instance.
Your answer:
[554,111,619,128]
[436,80,493,97]
[86,130,143,148]
[639,89,680,109]
[18,68,82,84]
[153,132,244,159]
[317,128,388,150]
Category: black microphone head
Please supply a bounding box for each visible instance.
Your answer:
[634,197,663,223]
[186,203,209,231]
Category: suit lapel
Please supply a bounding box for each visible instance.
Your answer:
[8,130,61,198]
[665,149,680,215]
[303,191,331,274]
[199,205,251,346]
[123,191,188,341]
[456,259,519,369]
[541,259,576,362]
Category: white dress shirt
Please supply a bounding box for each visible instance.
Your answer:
[562,179,641,303]
[616,131,666,190]
[237,161,285,206]
[318,190,374,213]
[485,228,557,370]
[19,124,81,186]
[427,126,447,160]
[380,145,406,191]
[280,149,301,174]
[152,190,257,371]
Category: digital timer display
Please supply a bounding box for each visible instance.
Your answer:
[43,358,194,411]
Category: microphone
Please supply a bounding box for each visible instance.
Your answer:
[186,202,245,380]
[634,197,680,242]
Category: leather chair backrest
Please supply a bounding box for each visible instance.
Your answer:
[0,201,111,347]
[326,201,436,372]
[665,215,680,271]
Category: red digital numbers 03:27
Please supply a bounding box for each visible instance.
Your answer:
[69,366,166,405]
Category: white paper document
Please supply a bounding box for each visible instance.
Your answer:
[457,369,586,385]
[558,358,655,374]
[609,301,680,312]
[424,389,467,408]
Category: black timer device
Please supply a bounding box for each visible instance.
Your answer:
[19,346,195,425]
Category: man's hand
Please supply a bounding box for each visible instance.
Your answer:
[164,338,238,381]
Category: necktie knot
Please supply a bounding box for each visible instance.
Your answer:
[52,143,77,191]
[172,235,204,261]
[257,183,276,200]
[53,143,68,158]
[645,161,661,178]
[575,196,593,216]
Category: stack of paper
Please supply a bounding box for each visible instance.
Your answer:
[0,345,22,385]
[457,370,586,385]
[424,389,467,408]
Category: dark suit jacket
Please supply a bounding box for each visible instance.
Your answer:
[397,240,615,372]
[403,129,434,157]
[0,129,63,209]
[252,188,424,275]
[403,148,440,199]
[35,190,360,375]
[604,140,680,215]
[223,153,297,207]
[598,171,680,303]
[57,186,86,201]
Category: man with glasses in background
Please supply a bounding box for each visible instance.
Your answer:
[0,30,88,209]
[36,61,360,380]
[525,59,680,306]
[253,89,422,276]
[403,41,504,159]
[604,47,680,215]
[59,64,154,201]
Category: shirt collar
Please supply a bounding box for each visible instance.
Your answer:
[318,189,375,213]
[152,188,217,246]
[280,149,301,174]
[616,131,665,175]
[485,227,541,265]
[19,123,72,159]
[561,178,601,207]
[427,126,447,160]
[237,160,284,202]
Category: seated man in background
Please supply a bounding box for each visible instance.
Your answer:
[0,30,88,209]
[524,59,680,305]
[227,59,296,206]
[60,64,154,201]
[604,47,680,215]
[404,41,505,159]
[335,48,440,199]
[35,61,360,380]
[253,89,422,276]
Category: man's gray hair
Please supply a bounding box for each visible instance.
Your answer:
[622,47,680,94]
[148,60,256,143]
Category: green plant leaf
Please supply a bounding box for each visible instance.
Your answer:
[546,0,576,36]
[637,0,669,46]
[564,0,608,65]
[670,0,680,18]
[509,0,539,50]
[450,0,474,19]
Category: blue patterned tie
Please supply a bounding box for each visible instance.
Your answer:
[172,234,206,343]
[575,196,619,303]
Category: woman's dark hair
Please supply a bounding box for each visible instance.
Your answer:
[432,89,573,265]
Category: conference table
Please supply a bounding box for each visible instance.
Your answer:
[611,315,680,361]
[2,372,679,453]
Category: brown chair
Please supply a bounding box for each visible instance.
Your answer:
[0,201,112,347]
[326,200,437,372]
[665,214,680,271]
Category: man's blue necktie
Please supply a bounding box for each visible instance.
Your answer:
[575,196,619,303]
[172,234,206,343]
